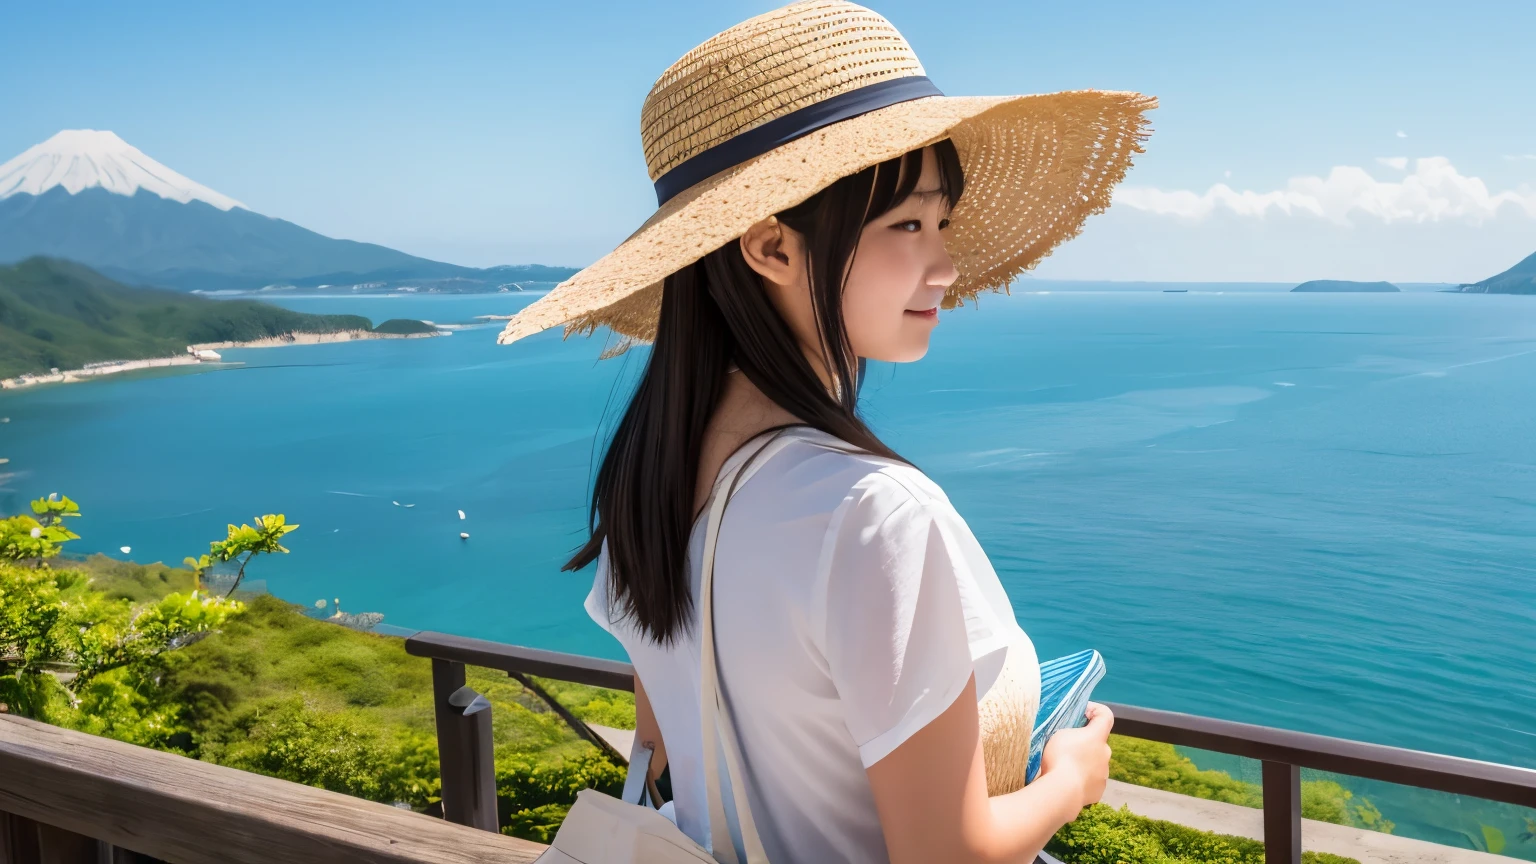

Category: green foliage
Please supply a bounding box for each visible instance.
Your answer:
[69,589,242,691]
[190,513,298,597]
[68,553,197,603]
[1110,734,1259,807]
[0,563,74,686]
[1109,735,1394,834]
[529,675,637,730]
[502,803,571,845]
[151,591,615,828]
[209,697,438,805]
[55,665,190,751]
[0,557,239,727]
[0,493,81,562]
[0,258,377,378]
[1049,803,1359,864]
[494,750,625,828]
[154,594,436,734]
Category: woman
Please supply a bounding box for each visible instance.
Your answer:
[497,2,1154,861]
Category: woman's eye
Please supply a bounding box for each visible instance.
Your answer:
[895,220,922,232]
[938,217,951,230]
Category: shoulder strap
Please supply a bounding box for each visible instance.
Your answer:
[698,427,799,863]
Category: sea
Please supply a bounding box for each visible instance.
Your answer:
[2,283,1533,855]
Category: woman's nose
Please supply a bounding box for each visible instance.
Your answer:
[930,242,959,289]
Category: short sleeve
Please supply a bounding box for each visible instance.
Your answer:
[819,475,975,768]
[584,542,618,636]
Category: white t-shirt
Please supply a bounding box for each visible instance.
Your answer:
[585,426,1031,863]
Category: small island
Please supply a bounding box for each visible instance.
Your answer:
[1291,280,1400,293]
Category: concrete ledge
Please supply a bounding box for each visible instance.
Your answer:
[588,723,635,762]
[1102,779,1504,864]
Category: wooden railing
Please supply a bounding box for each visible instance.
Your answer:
[0,713,545,864]
[405,630,1536,864]
[6,628,1532,863]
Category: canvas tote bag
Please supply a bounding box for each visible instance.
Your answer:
[536,431,790,863]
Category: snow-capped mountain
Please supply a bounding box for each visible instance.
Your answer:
[0,130,245,211]
[0,130,577,292]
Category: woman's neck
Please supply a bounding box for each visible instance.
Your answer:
[693,368,802,520]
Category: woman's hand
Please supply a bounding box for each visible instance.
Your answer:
[868,678,1106,864]
[1038,702,1114,810]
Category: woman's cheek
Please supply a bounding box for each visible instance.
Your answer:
[842,282,886,358]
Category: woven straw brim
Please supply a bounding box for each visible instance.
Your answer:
[497,89,1155,348]
[978,638,1041,796]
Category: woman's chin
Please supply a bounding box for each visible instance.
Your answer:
[865,338,932,364]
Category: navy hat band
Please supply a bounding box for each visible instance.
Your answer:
[652,75,944,206]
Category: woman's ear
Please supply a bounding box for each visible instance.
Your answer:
[739,216,801,289]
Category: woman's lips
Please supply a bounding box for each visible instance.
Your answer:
[904,307,938,322]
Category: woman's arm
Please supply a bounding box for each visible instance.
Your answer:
[866,676,1113,864]
[634,675,668,782]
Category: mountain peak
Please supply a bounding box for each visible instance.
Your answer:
[0,129,245,211]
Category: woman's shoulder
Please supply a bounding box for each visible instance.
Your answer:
[767,427,952,516]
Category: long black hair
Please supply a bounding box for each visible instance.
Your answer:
[565,139,966,645]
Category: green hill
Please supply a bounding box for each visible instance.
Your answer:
[1459,250,1536,294]
[0,257,423,378]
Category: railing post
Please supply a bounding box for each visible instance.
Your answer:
[0,812,110,864]
[430,659,498,832]
[1,811,40,864]
[35,822,106,863]
[1262,760,1301,864]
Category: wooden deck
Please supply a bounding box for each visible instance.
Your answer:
[0,714,546,864]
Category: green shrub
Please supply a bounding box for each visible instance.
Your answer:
[502,803,571,845]
[215,698,393,799]
[1110,734,1259,807]
[529,675,637,730]
[500,747,626,811]
[1050,803,1359,864]
[1110,736,1393,834]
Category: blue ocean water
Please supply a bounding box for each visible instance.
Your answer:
[3,287,1533,852]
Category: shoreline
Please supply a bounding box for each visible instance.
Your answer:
[1,328,444,391]
[186,328,443,351]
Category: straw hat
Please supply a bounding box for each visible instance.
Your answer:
[496,0,1155,350]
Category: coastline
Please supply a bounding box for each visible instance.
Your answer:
[1,328,444,391]
[186,327,443,351]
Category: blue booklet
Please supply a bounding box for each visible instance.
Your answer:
[1025,649,1107,785]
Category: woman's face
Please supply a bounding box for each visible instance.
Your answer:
[841,146,959,363]
[741,145,959,375]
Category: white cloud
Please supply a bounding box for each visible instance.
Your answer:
[1113,157,1536,225]
[1376,157,1408,171]
[1396,130,1408,138]
[1504,154,1536,162]
[1034,203,1535,283]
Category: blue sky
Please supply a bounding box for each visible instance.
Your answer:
[4,0,1534,281]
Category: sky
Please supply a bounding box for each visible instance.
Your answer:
[4,0,1534,283]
